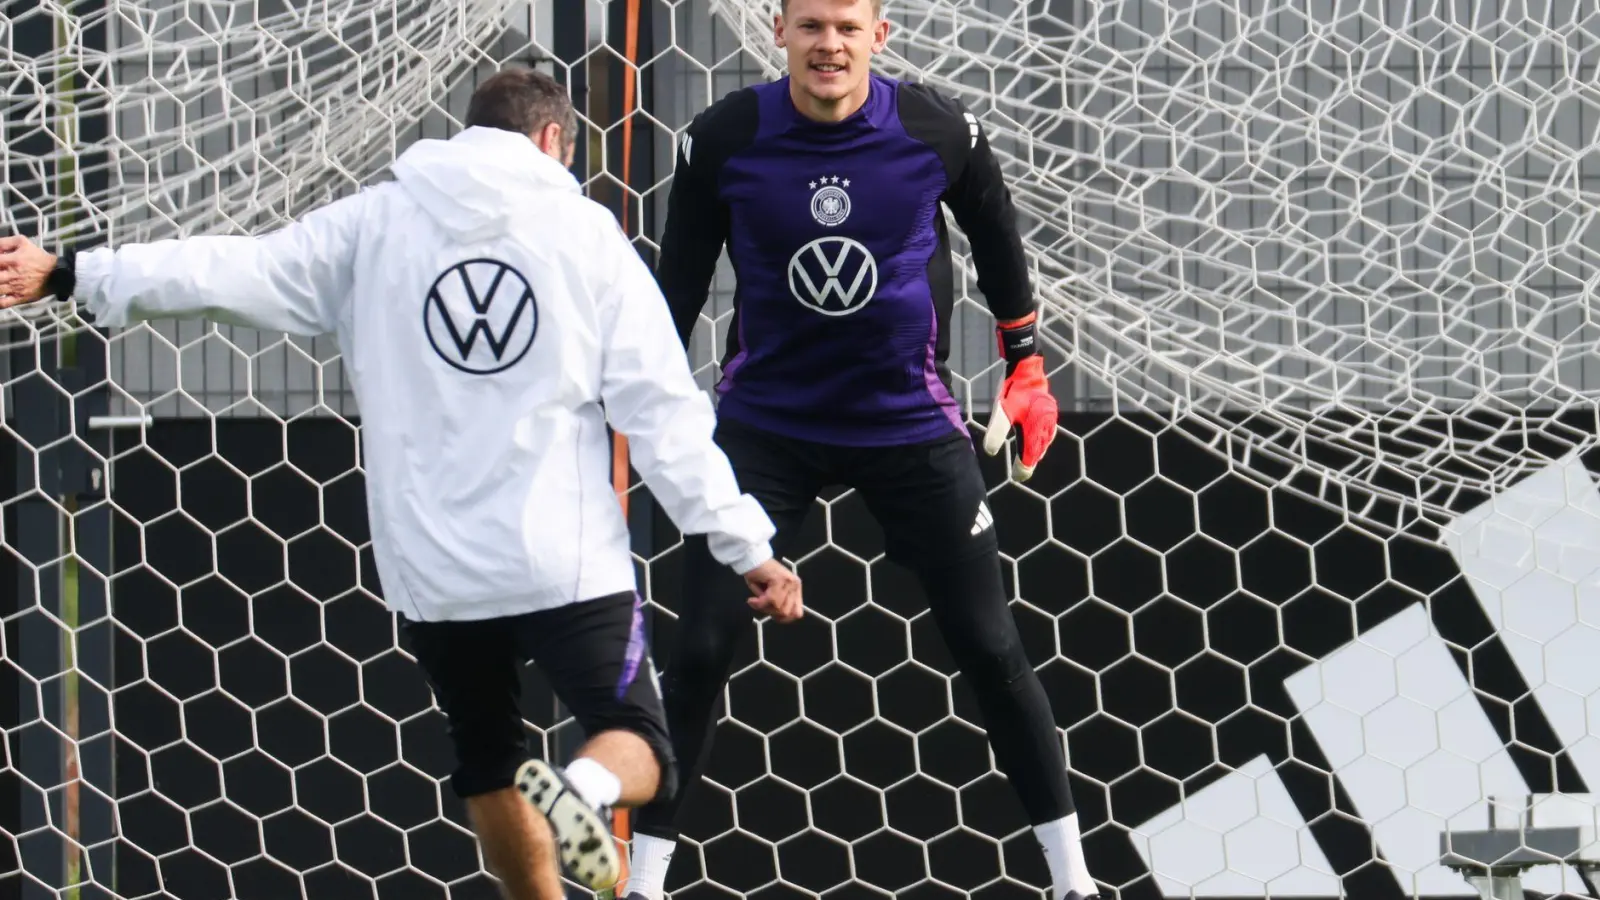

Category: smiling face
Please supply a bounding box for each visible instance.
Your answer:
[774,0,891,122]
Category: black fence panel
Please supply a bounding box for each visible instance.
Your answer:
[96,413,1573,900]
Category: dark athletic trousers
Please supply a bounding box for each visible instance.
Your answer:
[632,416,1075,841]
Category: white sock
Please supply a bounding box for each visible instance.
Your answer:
[563,757,621,810]
[623,832,676,900]
[1034,813,1097,899]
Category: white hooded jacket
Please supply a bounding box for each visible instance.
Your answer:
[74,126,776,622]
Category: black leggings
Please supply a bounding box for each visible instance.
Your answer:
[632,418,1076,841]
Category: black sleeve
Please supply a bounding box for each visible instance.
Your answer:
[654,89,759,346]
[898,84,1035,322]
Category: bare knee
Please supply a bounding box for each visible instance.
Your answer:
[465,787,564,900]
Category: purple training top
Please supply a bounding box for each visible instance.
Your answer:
[655,72,1036,447]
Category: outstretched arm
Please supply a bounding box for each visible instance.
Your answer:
[943,108,1058,482]
[0,193,367,337]
[595,218,802,622]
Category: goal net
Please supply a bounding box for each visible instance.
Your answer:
[4,0,1600,899]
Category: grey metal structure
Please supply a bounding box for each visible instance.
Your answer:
[1440,794,1600,900]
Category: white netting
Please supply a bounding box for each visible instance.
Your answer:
[2,0,518,342]
[715,0,1600,533]
[4,2,1600,900]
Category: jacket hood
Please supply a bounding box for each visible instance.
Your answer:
[390,126,580,242]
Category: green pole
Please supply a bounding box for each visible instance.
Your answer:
[54,11,83,900]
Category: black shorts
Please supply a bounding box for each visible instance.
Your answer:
[401,591,675,801]
[706,415,999,571]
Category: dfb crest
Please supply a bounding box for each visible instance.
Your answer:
[808,175,851,227]
[424,259,539,374]
[787,237,878,316]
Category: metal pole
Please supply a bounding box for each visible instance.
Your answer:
[11,338,66,900]
[550,0,590,773]
[604,0,658,580]
[60,2,112,894]
[554,1,589,188]
[43,3,113,895]
[5,4,79,896]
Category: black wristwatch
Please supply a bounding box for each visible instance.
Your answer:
[45,247,76,302]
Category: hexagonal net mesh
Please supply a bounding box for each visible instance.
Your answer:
[712,0,1600,535]
[3,1,1600,900]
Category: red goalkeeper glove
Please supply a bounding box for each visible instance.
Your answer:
[982,314,1058,482]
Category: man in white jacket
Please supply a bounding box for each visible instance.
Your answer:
[0,66,802,900]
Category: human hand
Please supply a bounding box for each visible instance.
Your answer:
[982,355,1058,482]
[743,558,803,624]
[0,236,57,309]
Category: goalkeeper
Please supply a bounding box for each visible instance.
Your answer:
[621,1,1098,899]
[0,66,802,900]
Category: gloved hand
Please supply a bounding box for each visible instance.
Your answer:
[982,314,1058,481]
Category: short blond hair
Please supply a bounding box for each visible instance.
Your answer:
[781,0,884,18]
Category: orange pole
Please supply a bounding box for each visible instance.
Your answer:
[613,0,642,524]
[611,0,643,876]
